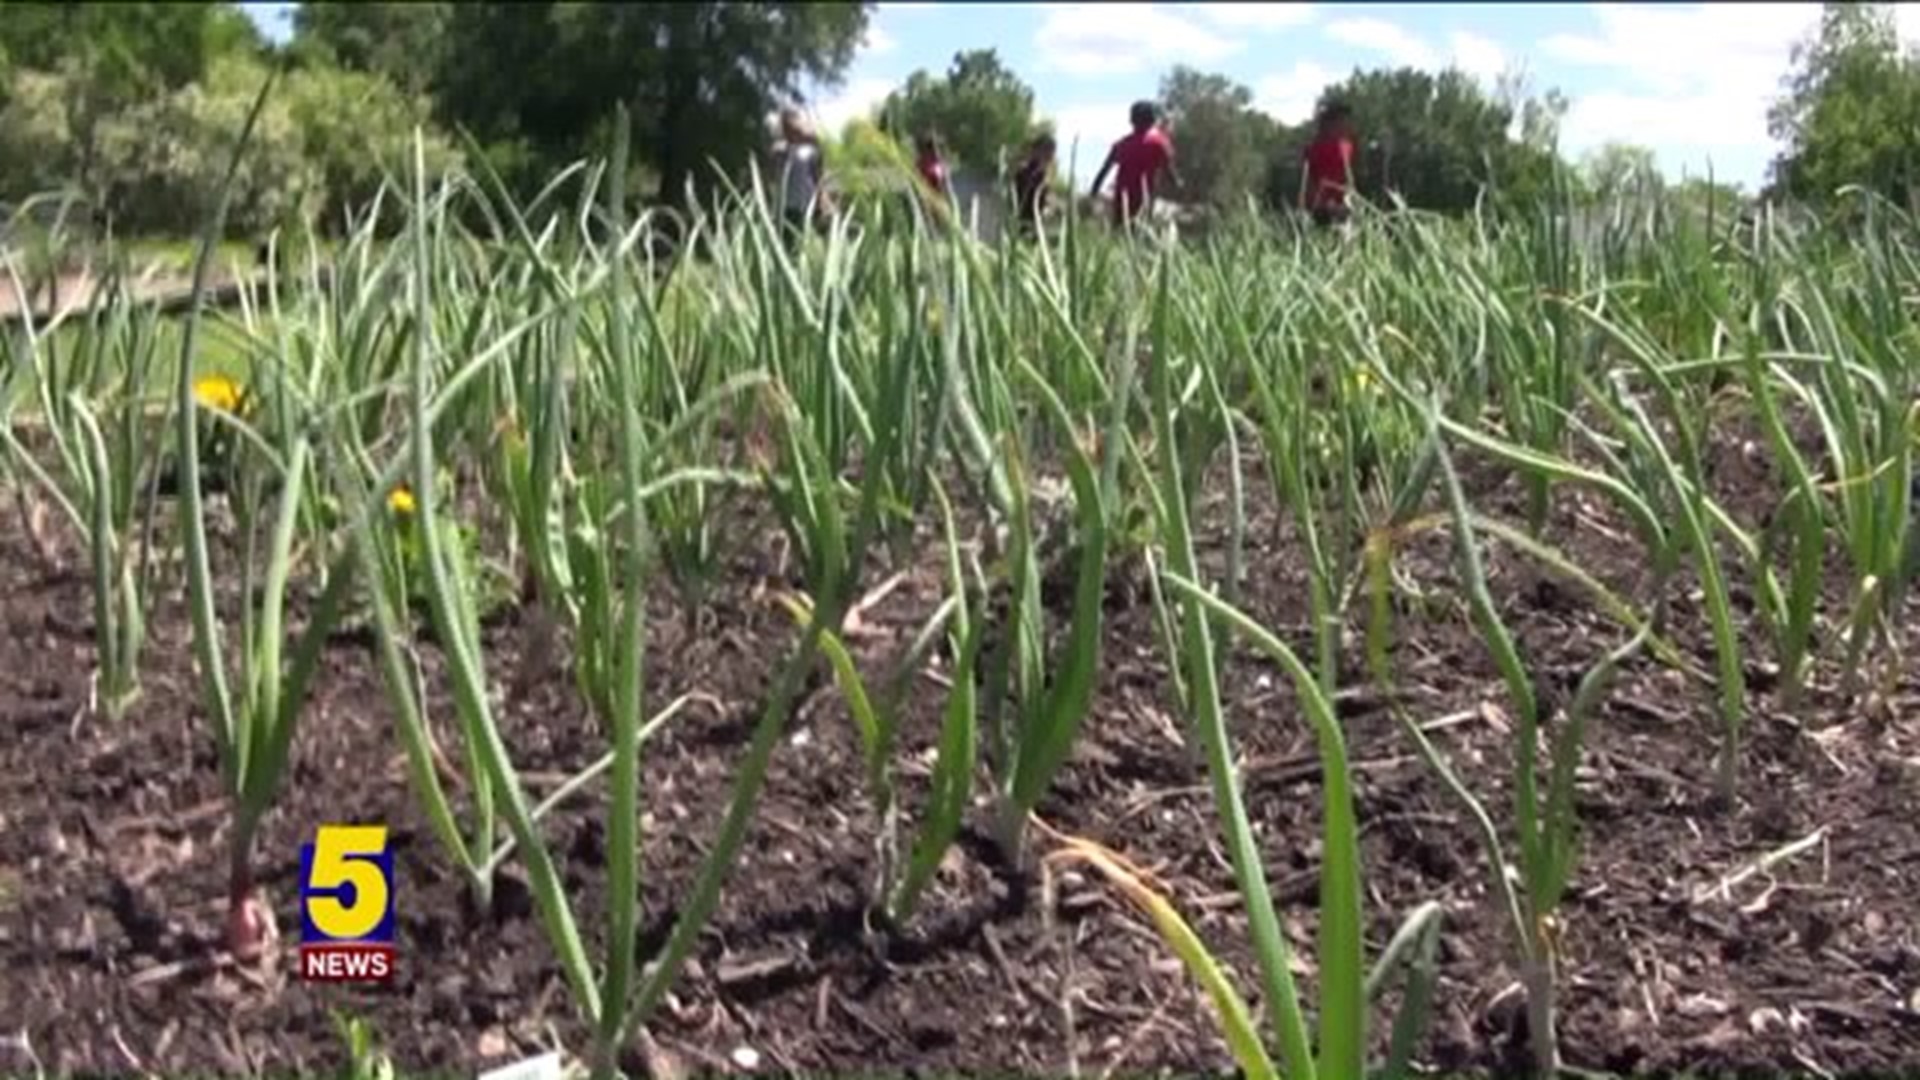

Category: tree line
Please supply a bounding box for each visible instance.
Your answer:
[0,1,870,237]
[862,5,1915,223]
[0,1,1912,240]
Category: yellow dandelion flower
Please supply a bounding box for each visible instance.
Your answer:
[494,412,526,453]
[194,374,244,414]
[388,486,417,516]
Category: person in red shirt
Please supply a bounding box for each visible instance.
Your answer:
[1299,101,1356,228]
[1090,100,1176,228]
[915,134,951,203]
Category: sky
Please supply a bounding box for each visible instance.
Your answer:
[241,2,1920,192]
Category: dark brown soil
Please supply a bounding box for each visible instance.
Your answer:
[2,446,1918,1078]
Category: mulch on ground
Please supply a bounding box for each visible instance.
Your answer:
[1,446,1916,1077]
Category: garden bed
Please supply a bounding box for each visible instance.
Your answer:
[1,443,1915,1077]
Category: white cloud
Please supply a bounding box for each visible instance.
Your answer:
[1540,2,1920,184]
[1447,30,1507,85]
[801,9,903,135]
[1189,3,1317,31]
[1540,3,1819,97]
[1561,89,1773,154]
[239,1,293,42]
[810,78,898,137]
[1035,3,1241,76]
[1325,17,1438,68]
[863,24,899,56]
[1254,60,1336,124]
[1043,102,1130,182]
[1319,19,1507,85]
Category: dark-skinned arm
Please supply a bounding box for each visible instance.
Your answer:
[1088,148,1116,199]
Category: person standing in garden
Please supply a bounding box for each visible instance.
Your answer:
[1089,101,1177,229]
[772,107,830,242]
[915,134,952,205]
[1012,133,1057,236]
[1299,101,1357,229]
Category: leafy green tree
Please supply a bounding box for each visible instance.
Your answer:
[1579,141,1663,202]
[827,117,910,176]
[819,116,921,231]
[0,2,265,207]
[878,49,1036,172]
[0,3,235,85]
[1766,1,1920,208]
[1255,119,1309,211]
[431,1,557,187]
[1489,70,1572,206]
[290,2,450,97]
[1306,65,1562,214]
[282,63,460,231]
[96,53,317,236]
[1157,66,1273,211]
[206,5,268,59]
[1673,176,1745,211]
[1498,71,1570,157]
[435,3,871,203]
[2,47,458,237]
[0,68,73,199]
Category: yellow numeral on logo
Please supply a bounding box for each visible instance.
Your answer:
[307,825,390,941]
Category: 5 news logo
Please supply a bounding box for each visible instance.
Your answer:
[299,824,396,984]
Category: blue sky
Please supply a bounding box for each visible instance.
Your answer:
[242,2,1920,192]
[242,2,292,41]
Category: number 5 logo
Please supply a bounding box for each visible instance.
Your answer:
[301,825,394,943]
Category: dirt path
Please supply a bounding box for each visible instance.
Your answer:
[0,268,254,321]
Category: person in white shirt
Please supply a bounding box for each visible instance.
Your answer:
[771,108,829,243]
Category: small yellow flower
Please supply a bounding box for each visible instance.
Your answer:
[194,374,244,414]
[494,412,526,454]
[388,486,417,516]
[927,299,945,336]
